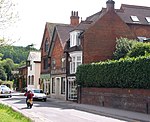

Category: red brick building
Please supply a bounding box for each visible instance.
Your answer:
[17,65,27,91]
[65,0,150,100]
[47,11,79,100]
[40,22,57,94]
[42,0,150,101]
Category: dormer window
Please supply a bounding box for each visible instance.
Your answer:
[145,17,150,23]
[130,16,139,22]
[70,31,81,47]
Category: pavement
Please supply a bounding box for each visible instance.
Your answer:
[48,98,150,122]
[1,92,150,122]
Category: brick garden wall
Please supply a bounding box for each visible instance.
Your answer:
[78,87,150,114]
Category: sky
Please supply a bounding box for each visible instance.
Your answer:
[1,0,150,49]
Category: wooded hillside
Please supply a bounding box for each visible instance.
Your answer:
[0,45,38,64]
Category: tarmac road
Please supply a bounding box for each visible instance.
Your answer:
[0,93,128,122]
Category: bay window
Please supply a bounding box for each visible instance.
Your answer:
[70,52,82,74]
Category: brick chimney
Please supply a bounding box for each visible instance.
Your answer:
[70,11,79,26]
[106,0,115,11]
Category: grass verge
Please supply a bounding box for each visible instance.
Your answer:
[0,103,32,122]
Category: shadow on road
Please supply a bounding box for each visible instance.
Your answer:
[0,95,76,110]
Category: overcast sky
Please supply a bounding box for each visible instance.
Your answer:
[1,0,150,49]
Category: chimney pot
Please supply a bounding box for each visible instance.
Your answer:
[70,11,79,26]
[76,11,78,16]
[106,0,115,11]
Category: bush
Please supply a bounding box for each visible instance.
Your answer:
[113,38,136,60]
[76,56,150,89]
[127,42,150,58]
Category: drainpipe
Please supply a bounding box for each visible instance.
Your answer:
[65,52,70,100]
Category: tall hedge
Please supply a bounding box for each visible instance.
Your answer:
[76,56,150,89]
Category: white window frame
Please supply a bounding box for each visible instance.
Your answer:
[61,77,66,94]
[70,30,81,47]
[145,17,150,23]
[70,52,82,74]
[51,78,55,94]
[130,16,139,22]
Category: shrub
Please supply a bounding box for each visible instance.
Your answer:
[113,38,136,60]
[127,42,150,58]
[76,56,150,89]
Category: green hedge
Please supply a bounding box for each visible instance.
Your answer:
[76,56,150,89]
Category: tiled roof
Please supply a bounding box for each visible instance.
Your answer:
[79,4,150,31]
[56,24,74,48]
[86,9,106,22]
[71,21,92,31]
[40,22,58,49]
[46,22,58,40]
[27,51,41,61]
[118,4,150,25]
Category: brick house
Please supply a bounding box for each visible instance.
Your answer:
[16,66,27,91]
[40,22,57,94]
[65,0,150,100]
[48,12,79,100]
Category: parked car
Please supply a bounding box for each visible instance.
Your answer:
[0,85,12,97]
[31,89,47,102]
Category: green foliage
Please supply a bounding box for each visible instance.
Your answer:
[76,56,150,89]
[0,66,7,80]
[0,104,31,122]
[0,53,3,60]
[0,58,16,80]
[113,38,136,60]
[127,42,150,58]
[0,45,38,64]
[0,45,38,81]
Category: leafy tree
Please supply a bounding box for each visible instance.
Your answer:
[113,38,136,60]
[0,45,38,64]
[0,58,15,81]
[0,53,3,60]
[127,42,150,58]
[0,65,7,80]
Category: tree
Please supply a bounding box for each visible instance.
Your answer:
[0,65,7,80]
[113,38,136,60]
[0,0,18,46]
[127,42,150,58]
[0,53,3,60]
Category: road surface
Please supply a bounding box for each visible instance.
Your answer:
[0,94,128,122]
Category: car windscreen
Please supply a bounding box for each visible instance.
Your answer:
[33,90,44,93]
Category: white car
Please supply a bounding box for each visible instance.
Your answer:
[0,85,12,97]
[31,89,47,102]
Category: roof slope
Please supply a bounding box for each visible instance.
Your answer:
[79,4,150,31]
[27,51,41,61]
[40,22,58,49]
[55,24,74,48]
[48,24,74,57]
[117,4,150,25]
